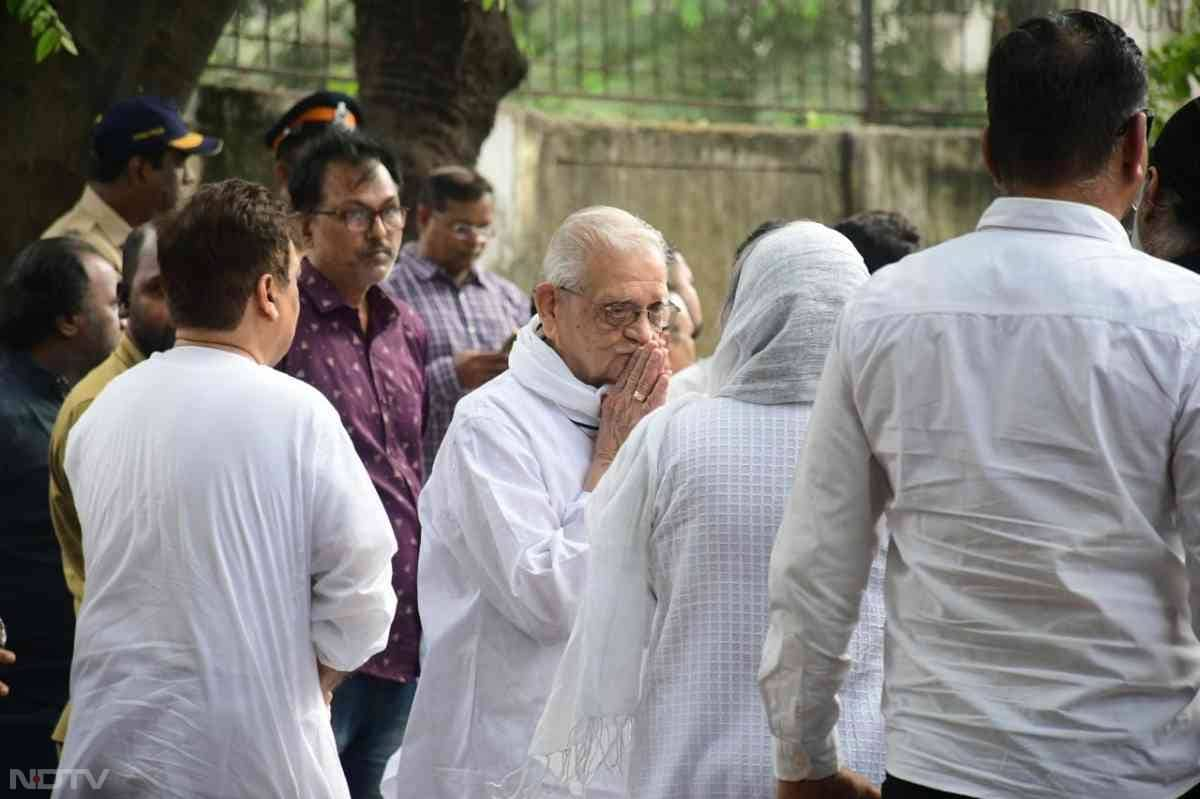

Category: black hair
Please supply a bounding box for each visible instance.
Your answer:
[986,10,1146,187]
[725,219,793,324]
[734,219,790,263]
[89,146,167,184]
[0,237,101,349]
[287,128,403,214]
[833,210,921,273]
[420,166,493,212]
[276,128,326,172]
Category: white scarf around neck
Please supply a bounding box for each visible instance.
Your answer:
[508,316,605,429]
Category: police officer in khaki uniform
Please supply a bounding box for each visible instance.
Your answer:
[42,96,222,270]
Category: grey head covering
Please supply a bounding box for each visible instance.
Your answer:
[709,220,869,405]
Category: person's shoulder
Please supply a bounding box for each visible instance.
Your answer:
[60,349,126,415]
[262,362,340,409]
[52,384,101,450]
[482,269,528,301]
[378,292,429,359]
[391,294,428,335]
[382,247,424,295]
[446,371,529,429]
[40,191,89,237]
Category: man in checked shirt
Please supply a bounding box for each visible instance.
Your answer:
[383,166,530,474]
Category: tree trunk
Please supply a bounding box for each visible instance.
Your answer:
[0,0,238,267]
[353,1,528,227]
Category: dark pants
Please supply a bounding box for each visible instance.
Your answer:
[882,774,1200,799]
[331,672,417,799]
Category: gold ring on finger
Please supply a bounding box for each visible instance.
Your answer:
[633,390,646,402]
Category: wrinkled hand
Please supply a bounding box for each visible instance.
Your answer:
[777,771,880,799]
[585,345,670,490]
[0,648,14,698]
[317,660,347,707]
[454,350,510,391]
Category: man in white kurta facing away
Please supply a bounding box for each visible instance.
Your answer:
[383,206,673,799]
[54,180,398,799]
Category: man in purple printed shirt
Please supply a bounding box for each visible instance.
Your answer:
[278,127,426,799]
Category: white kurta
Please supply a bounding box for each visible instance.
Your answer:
[630,398,885,797]
[54,346,398,799]
[761,198,1200,797]
[385,322,617,799]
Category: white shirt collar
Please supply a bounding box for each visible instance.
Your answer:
[976,197,1131,247]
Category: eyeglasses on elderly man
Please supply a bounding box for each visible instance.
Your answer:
[555,284,677,331]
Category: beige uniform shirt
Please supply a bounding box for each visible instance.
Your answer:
[47,333,144,743]
[41,185,131,270]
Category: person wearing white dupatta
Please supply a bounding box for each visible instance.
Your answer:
[382,206,675,799]
[511,222,886,799]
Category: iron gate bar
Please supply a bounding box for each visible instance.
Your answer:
[203,0,1177,126]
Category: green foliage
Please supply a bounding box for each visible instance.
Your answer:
[1147,2,1200,108]
[1144,0,1199,140]
[6,0,77,62]
[508,0,988,128]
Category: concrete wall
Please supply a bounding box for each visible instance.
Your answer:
[476,105,994,356]
[192,87,995,357]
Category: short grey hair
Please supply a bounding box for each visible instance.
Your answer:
[542,206,668,291]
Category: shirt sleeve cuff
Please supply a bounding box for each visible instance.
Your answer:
[773,733,840,782]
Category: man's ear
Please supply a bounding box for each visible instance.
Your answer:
[533,282,558,339]
[56,313,82,339]
[981,127,1003,192]
[1120,113,1149,187]
[417,204,433,231]
[255,273,281,322]
[300,214,317,249]
[1142,166,1162,214]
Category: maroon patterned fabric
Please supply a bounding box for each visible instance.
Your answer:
[279,259,428,682]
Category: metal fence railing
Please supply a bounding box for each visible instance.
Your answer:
[203,0,356,94]
[203,0,1189,126]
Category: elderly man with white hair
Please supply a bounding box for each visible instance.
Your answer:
[382,206,673,799]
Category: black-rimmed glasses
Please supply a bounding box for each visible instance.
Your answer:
[313,205,407,233]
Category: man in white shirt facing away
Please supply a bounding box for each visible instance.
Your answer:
[384,206,673,799]
[760,10,1200,799]
[54,179,398,799]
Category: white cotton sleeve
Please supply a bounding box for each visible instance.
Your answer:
[1172,366,1200,642]
[427,414,590,645]
[308,416,399,672]
[758,313,889,781]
